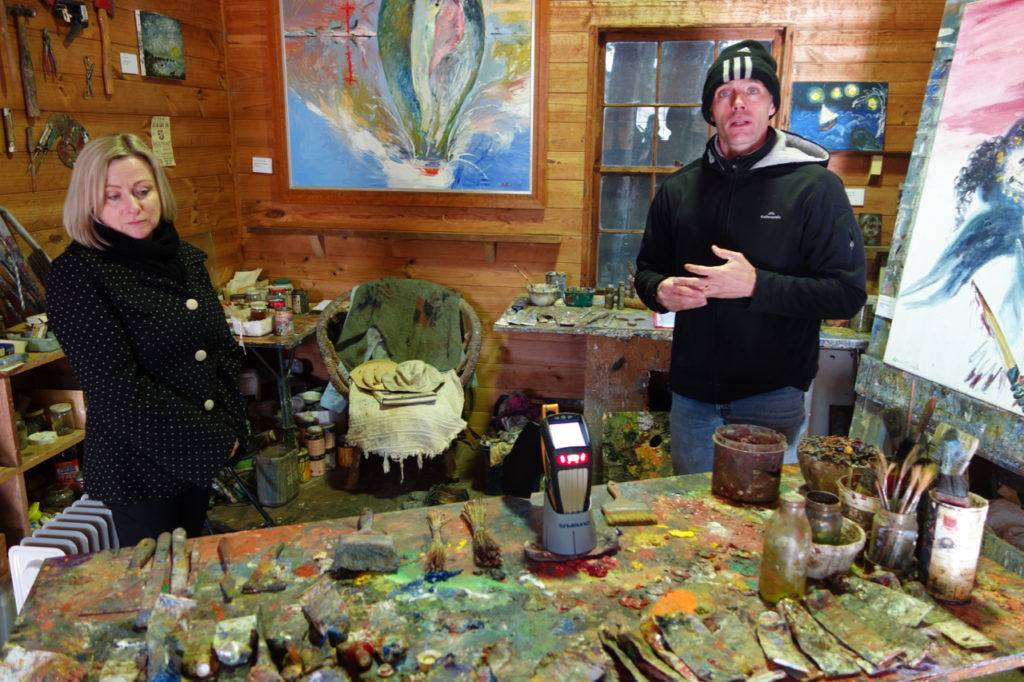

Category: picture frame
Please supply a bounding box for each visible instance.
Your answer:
[269,0,547,209]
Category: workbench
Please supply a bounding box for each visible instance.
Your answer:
[8,470,1024,679]
[493,301,870,471]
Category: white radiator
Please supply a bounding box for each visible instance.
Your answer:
[9,498,117,612]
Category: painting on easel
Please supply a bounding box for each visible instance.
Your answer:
[885,0,1024,416]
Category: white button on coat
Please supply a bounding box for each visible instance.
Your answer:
[186,298,199,310]
[204,399,215,411]
[194,349,208,361]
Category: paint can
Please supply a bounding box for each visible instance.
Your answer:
[254,443,299,507]
[273,307,294,336]
[711,424,787,503]
[918,491,989,603]
[545,271,567,298]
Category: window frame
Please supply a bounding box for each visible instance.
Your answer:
[583,25,793,287]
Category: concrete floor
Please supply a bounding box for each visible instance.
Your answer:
[205,436,487,534]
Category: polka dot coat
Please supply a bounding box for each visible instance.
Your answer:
[46,240,247,504]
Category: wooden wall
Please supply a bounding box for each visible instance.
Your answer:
[225,0,946,432]
[1,1,948,435]
[0,0,240,285]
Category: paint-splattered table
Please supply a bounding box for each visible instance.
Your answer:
[9,469,1024,679]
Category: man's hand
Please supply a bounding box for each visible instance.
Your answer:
[684,245,756,299]
[656,276,708,312]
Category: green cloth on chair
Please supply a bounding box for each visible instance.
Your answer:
[335,278,463,372]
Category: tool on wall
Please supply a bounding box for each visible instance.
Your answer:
[94,0,113,95]
[41,29,58,80]
[2,107,14,153]
[83,55,95,98]
[45,0,88,43]
[28,112,89,177]
[0,3,17,86]
[7,4,39,119]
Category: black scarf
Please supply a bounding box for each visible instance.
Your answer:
[95,219,187,285]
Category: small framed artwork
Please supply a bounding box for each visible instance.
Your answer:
[789,81,887,151]
[135,11,185,80]
[858,212,882,246]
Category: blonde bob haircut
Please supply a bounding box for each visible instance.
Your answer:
[62,133,177,249]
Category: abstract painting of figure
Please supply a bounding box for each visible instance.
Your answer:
[789,81,887,151]
[885,0,1024,415]
[278,0,535,194]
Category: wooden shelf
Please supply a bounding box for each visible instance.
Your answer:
[0,430,85,485]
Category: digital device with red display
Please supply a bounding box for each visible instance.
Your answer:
[540,412,592,514]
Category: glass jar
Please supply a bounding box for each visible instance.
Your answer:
[804,490,843,545]
[759,492,811,604]
[290,288,309,314]
[867,507,918,574]
[249,301,268,321]
[48,402,75,436]
[54,446,81,487]
[24,408,46,435]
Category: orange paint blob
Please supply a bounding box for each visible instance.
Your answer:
[648,588,698,617]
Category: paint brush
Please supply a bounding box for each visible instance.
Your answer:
[895,380,917,460]
[601,480,657,526]
[461,498,502,568]
[330,508,400,576]
[930,423,978,506]
[424,509,448,573]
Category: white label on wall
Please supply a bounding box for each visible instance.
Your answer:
[846,188,866,206]
[252,157,273,174]
[120,52,139,75]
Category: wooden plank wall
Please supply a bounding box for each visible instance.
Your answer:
[0,1,948,436]
[225,0,946,432]
[0,0,240,286]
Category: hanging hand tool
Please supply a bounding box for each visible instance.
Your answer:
[0,2,16,86]
[41,29,58,81]
[7,4,39,119]
[93,0,113,95]
[83,55,95,98]
[45,0,88,43]
[2,108,13,153]
[24,125,36,191]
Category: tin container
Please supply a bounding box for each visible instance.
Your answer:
[297,449,311,483]
[919,491,989,603]
[545,271,567,298]
[322,423,336,450]
[273,307,294,335]
[254,444,299,507]
[304,425,326,457]
[711,424,787,503]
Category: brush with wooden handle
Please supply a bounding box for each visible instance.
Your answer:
[601,480,657,526]
[930,423,978,507]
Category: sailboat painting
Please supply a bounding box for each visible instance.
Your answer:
[277,0,536,197]
[788,81,887,151]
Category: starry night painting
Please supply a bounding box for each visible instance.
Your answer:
[278,0,535,196]
[885,0,1024,416]
[789,81,887,151]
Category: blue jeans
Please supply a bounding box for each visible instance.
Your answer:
[670,387,806,475]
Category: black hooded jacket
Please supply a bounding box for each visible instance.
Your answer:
[634,129,867,403]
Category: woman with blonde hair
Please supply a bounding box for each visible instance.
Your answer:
[47,133,246,545]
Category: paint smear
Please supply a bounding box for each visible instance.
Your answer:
[649,588,698,617]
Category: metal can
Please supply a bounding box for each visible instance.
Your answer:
[290,288,308,314]
[322,423,336,450]
[273,307,294,335]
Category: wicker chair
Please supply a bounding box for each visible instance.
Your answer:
[314,280,483,483]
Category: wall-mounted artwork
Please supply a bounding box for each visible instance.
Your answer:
[884,0,1024,416]
[272,0,544,207]
[858,213,882,246]
[788,81,887,151]
[135,11,185,80]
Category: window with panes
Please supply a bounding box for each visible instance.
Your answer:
[591,28,788,289]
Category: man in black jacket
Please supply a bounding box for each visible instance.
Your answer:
[634,41,867,474]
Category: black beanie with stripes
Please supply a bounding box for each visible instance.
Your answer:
[701,40,780,125]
